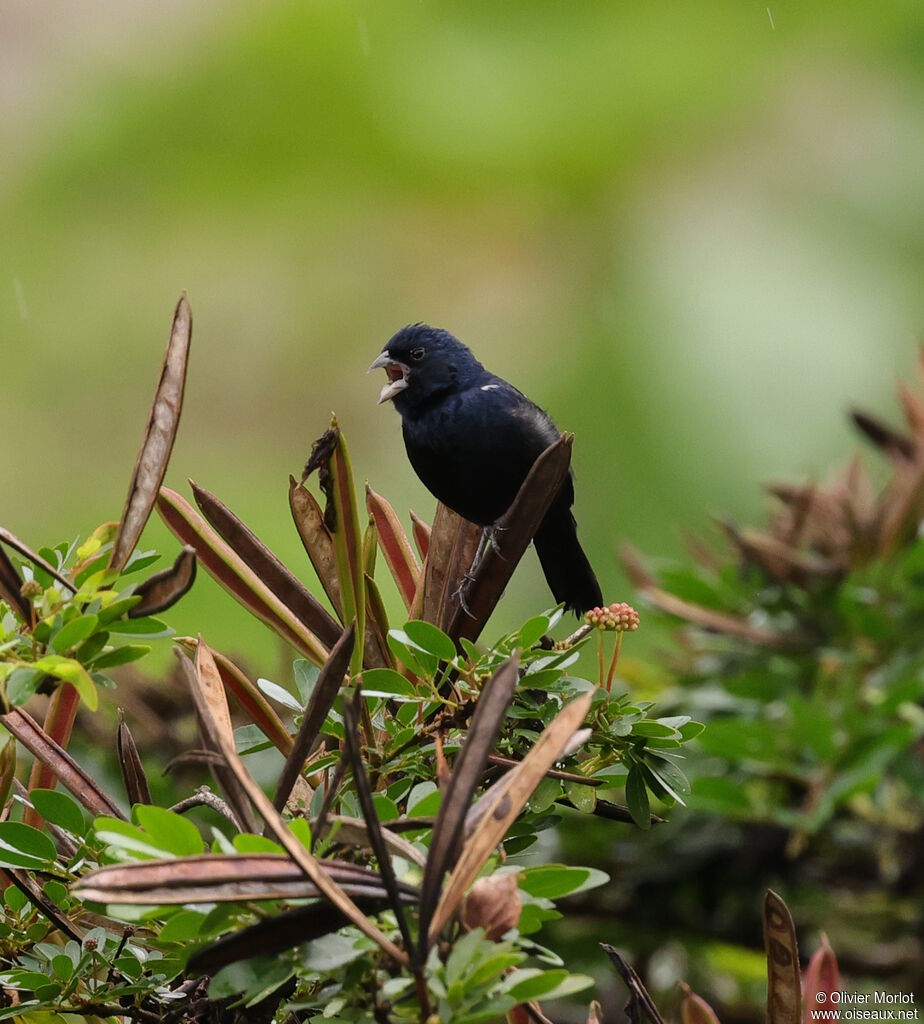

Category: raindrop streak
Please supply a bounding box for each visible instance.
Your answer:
[12,276,28,320]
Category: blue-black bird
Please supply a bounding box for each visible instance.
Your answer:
[370,324,602,615]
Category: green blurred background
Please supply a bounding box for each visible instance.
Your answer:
[3,0,922,663]
[2,0,924,1014]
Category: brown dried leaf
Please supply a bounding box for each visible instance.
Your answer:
[117,709,151,806]
[0,544,29,620]
[0,738,16,812]
[718,521,843,583]
[680,984,722,1024]
[410,509,431,561]
[764,889,802,1024]
[73,853,416,905]
[600,944,667,1024]
[444,434,574,646]
[175,638,293,756]
[802,933,840,1024]
[342,688,414,951]
[274,623,354,813]
[128,545,196,618]
[157,486,329,665]
[179,641,259,833]
[24,686,82,825]
[203,689,409,965]
[187,899,396,977]
[366,484,420,608]
[851,408,915,461]
[422,503,468,625]
[1,707,123,818]
[110,294,192,570]
[429,689,593,942]
[192,480,341,648]
[0,527,75,593]
[418,656,519,953]
[878,455,924,558]
[289,476,343,616]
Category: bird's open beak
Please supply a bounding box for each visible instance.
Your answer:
[368,351,410,404]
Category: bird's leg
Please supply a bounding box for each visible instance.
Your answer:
[451,527,492,617]
[485,523,507,560]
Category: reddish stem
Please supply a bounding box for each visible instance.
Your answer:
[605,633,624,693]
[23,685,80,827]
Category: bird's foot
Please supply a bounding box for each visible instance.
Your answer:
[451,579,476,618]
[485,524,507,561]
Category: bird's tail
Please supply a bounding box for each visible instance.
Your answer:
[534,508,602,616]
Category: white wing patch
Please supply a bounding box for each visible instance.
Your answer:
[481,384,501,391]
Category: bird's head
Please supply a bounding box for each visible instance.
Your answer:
[369,324,483,413]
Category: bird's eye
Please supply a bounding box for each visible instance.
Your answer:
[410,347,425,362]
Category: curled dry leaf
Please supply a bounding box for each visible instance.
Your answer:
[196,672,409,966]
[802,933,840,1024]
[175,638,293,756]
[188,899,394,977]
[157,487,328,665]
[600,944,667,1024]
[191,480,341,648]
[410,509,431,561]
[24,686,83,826]
[0,527,75,594]
[680,984,721,1024]
[342,689,415,952]
[110,294,192,571]
[764,889,802,1024]
[429,689,593,943]
[0,543,29,620]
[117,709,152,806]
[417,655,520,954]
[273,623,354,813]
[73,853,418,905]
[289,476,342,616]
[365,484,420,608]
[182,639,259,833]
[128,545,197,618]
[1,707,122,818]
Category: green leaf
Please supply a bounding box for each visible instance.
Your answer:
[516,614,552,649]
[31,655,98,711]
[519,864,609,899]
[503,968,594,1002]
[90,644,151,669]
[625,765,651,830]
[301,932,368,972]
[631,720,681,739]
[6,668,42,706]
[445,928,485,986]
[93,817,176,860]
[403,620,457,661]
[133,806,204,857]
[108,616,172,638]
[256,677,302,712]
[233,833,284,854]
[293,659,320,705]
[360,667,419,700]
[52,614,99,653]
[28,789,84,834]
[157,909,206,944]
[0,822,58,870]
[564,779,597,813]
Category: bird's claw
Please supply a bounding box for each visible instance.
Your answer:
[451,580,476,618]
